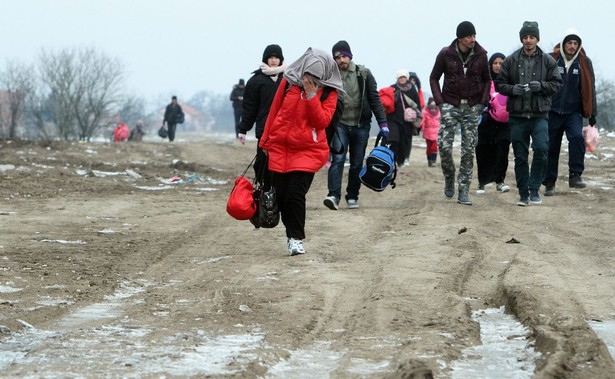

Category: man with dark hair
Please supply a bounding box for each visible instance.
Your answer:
[230,79,245,139]
[429,21,491,205]
[495,21,563,206]
[543,29,597,195]
[162,96,184,142]
[323,40,389,210]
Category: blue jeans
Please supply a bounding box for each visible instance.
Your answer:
[509,117,549,197]
[327,123,370,202]
[544,112,585,184]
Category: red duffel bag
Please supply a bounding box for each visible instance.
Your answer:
[226,176,256,220]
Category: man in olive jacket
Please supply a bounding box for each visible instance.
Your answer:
[495,21,563,206]
[429,21,491,206]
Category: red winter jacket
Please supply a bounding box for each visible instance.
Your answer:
[259,78,337,173]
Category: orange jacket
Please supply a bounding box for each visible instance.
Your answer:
[260,78,337,173]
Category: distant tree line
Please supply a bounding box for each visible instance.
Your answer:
[0,46,613,141]
[0,46,236,141]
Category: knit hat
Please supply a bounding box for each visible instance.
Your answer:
[563,33,582,46]
[262,44,284,64]
[396,69,409,80]
[332,40,353,59]
[519,21,540,41]
[456,21,476,38]
[239,79,245,86]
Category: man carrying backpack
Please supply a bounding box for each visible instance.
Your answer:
[323,40,389,210]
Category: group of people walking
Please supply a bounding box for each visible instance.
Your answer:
[235,19,597,255]
[431,20,596,207]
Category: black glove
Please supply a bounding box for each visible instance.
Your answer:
[529,81,541,92]
[512,84,526,96]
[589,116,596,126]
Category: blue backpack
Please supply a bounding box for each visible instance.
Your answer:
[359,136,397,191]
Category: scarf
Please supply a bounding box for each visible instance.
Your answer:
[283,47,344,93]
[260,63,286,82]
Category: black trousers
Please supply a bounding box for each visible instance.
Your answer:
[271,170,315,240]
[233,108,242,138]
[167,123,177,142]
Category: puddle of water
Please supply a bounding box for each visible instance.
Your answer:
[266,341,344,378]
[588,320,615,359]
[450,306,539,379]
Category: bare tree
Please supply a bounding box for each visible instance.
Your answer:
[39,47,125,141]
[117,94,146,129]
[596,78,615,130]
[0,60,35,139]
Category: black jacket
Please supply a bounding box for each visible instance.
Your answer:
[163,103,183,125]
[239,70,282,139]
[229,85,245,110]
[495,47,562,118]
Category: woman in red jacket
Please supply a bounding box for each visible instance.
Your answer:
[260,48,343,256]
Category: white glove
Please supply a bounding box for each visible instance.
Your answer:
[238,133,246,144]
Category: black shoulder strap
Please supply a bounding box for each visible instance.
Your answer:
[320,86,333,101]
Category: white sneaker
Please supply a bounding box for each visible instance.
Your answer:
[403,159,410,167]
[323,196,339,210]
[346,199,359,209]
[476,185,486,195]
[287,238,306,256]
[497,183,510,193]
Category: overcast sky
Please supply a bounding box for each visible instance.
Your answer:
[2,0,613,108]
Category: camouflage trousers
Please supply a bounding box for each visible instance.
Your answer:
[437,103,483,193]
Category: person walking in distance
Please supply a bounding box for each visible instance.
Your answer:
[543,29,597,196]
[323,40,389,211]
[385,69,421,166]
[238,44,285,188]
[230,79,245,139]
[162,96,184,142]
[495,21,563,206]
[429,21,491,205]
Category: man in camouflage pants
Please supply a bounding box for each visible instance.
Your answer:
[429,21,491,205]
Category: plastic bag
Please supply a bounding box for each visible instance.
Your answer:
[582,125,599,152]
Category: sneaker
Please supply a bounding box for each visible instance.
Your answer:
[544,184,555,196]
[476,185,486,195]
[530,190,542,204]
[444,177,455,199]
[403,159,410,167]
[569,173,587,188]
[346,199,359,209]
[287,238,306,256]
[323,196,339,210]
[496,183,510,193]
[457,191,472,205]
[517,197,530,206]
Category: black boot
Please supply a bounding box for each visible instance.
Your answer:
[544,182,555,196]
[569,173,586,188]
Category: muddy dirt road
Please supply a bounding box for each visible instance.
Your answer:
[1,135,614,378]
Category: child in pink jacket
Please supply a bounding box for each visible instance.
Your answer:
[420,97,441,167]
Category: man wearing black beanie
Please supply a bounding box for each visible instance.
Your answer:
[429,21,490,205]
